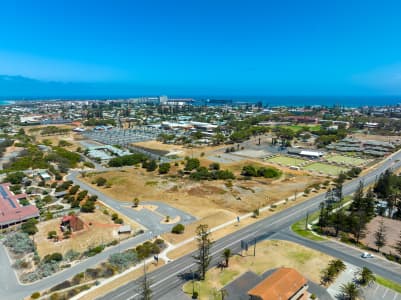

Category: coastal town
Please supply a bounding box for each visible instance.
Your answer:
[0,97,401,299]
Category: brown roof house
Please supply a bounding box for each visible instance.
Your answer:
[248,268,309,300]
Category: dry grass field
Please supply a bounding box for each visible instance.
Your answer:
[82,164,320,220]
[25,124,83,151]
[35,209,139,257]
[182,240,332,299]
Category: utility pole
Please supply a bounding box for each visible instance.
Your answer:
[253,238,257,256]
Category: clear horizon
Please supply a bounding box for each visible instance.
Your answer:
[2,0,401,97]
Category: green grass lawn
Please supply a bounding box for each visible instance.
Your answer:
[304,162,348,176]
[291,218,326,242]
[280,124,321,133]
[266,155,308,166]
[376,275,401,293]
[326,155,366,166]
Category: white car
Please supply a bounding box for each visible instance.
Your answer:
[361,252,374,258]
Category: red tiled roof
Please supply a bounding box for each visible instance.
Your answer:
[248,268,308,300]
[0,183,39,226]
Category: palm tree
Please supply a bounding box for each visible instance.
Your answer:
[340,282,360,300]
[357,267,375,286]
[222,248,231,267]
[329,259,346,272]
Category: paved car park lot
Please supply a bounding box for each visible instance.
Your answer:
[362,283,401,300]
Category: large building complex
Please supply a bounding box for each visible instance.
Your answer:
[0,183,39,229]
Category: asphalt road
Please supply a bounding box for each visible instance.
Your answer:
[99,152,401,300]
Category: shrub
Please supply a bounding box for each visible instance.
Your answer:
[31,292,41,299]
[171,223,185,234]
[64,249,80,262]
[21,218,39,235]
[108,251,138,271]
[43,252,63,263]
[185,158,200,171]
[158,162,171,174]
[48,231,57,239]
[95,177,107,186]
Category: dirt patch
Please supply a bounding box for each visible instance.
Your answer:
[35,209,139,257]
[82,167,320,221]
[162,211,235,245]
[361,216,401,253]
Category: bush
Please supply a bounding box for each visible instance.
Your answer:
[108,251,138,271]
[43,252,63,263]
[64,249,80,262]
[171,223,185,234]
[48,231,57,239]
[95,177,107,186]
[31,292,41,299]
[21,218,39,235]
[158,162,171,174]
[185,158,200,171]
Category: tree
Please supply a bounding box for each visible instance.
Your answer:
[374,218,387,252]
[133,198,140,207]
[21,218,38,235]
[356,267,375,286]
[185,158,200,171]
[47,231,57,239]
[340,282,360,300]
[222,248,231,267]
[158,163,170,174]
[138,263,152,300]
[171,224,185,234]
[194,224,213,280]
[351,181,364,212]
[145,160,157,172]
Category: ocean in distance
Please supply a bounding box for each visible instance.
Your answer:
[1,96,401,107]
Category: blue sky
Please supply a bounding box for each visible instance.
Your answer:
[1,0,401,97]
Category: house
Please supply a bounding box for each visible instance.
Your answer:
[38,170,52,181]
[61,215,84,232]
[248,268,309,300]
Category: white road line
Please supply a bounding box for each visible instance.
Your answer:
[383,287,389,298]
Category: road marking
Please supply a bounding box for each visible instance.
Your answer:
[393,292,398,300]
[383,287,389,298]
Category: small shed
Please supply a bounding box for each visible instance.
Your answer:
[118,225,132,234]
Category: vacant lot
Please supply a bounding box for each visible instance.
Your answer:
[304,162,348,176]
[132,140,227,158]
[326,155,366,166]
[265,155,308,167]
[82,165,320,221]
[362,217,401,254]
[35,209,138,257]
[182,240,332,299]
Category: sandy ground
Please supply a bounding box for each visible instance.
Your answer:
[182,240,332,299]
[35,209,139,257]
[133,140,228,157]
[82,166,320,219]
[361,216,401,253]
